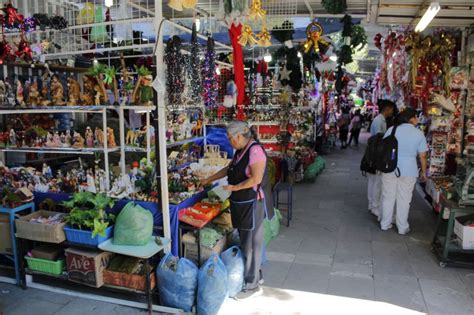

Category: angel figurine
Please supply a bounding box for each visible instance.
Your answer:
[67,77,81,106]
[50,75,65,105]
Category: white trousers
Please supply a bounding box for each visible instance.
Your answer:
[380,172,417,233]
[367,173,382,216]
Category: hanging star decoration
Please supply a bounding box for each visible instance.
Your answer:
[303,22,330,54]
[238,24,257,47]
[279,64,292,81]
[257,25,271,47]
[248,0,266,21]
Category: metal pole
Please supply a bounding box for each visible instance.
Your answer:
[155,0,171,245]
[146,110,151,164]
[119,107,126,175]
[102,108,110,191]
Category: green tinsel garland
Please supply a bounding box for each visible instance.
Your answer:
[351,25,368,51]
[337,45,353,66]
[322,0,347,14]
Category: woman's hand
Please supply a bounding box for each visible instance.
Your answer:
[223,185,237,192]
[200,178,212,187]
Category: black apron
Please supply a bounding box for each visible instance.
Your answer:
[228,141,274,230]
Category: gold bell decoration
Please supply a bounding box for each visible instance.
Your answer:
[182,0,197,9]
[168,0,183,11]
[248,0,266,21]
[238,25,258,47]
[257,26,271,47]
[303,22,329,54]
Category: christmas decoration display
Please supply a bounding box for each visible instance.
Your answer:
[201,37,218,109]
[271,20,294,48]
[248,0,266,21]
[238,24,257,47]
[165,36,184,106]
[302,22,330,54]
[186,23,202,104]
[104,66,119,105]
[256,26,271,47]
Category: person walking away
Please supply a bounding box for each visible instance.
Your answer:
[380,108,428,234]
[348,109,363,146]
[338,107,350,149]
[367,100,395,218]
[201,121,273,299]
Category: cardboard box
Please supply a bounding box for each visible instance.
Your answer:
[31,244,64,261]
[454,214,474,250]
[65,247,113,288]
[183,233,227,265]
[0,214,12,254]
[103,269,156,291]
[15,211,66,243]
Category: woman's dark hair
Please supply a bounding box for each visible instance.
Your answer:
[397,107,417,124]
[378,99,396,112]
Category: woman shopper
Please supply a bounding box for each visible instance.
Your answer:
[348,109,363,146]
[338,107,350,149]
[201,121,273,299]
[380,107,428,235]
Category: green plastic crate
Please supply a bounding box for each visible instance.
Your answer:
[25,256,65,275]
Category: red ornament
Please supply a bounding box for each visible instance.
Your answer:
[3,1,23,28]
[374,33,382,50]
[0,40,12,64]
[16,37,32,60]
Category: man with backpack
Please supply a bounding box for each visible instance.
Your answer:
[363,100,395,218]
[380,107,428,234]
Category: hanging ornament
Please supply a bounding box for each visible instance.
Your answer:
[0,40,12,64]
[303,22,329,54]
[50,16,68,30]
[182,0,197,9]
[168,0,183,11]
[248,0,266,21]
[16,34,32,60]
[40,39,51,52]
[22,17,36,32]
[374,33,383,50]
[279,65,292,81]
[257,26,271,47]
[3,1,23,29]
[33,13,50,31]
[322,0,347,15]
[238,25,257,47]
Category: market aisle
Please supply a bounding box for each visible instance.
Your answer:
[2,133,474,315]
[221,132,474,315]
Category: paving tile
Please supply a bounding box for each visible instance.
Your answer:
[294,252,333,267]
[337,224,372,242]
[370,226,405,243]
[373,274,427,313]
[372,241,415,277]
[419,278,474,315]
[261,261,292,288]
[299,236,338,256]
[330,262,373,279]
[24,288,75,305]
[111,305,152,314]
[328,274,375,300]
[334,240,373,265]
[54,298,117,315]
[4,297,65,315]
[406,242,459,281]
[282,262,331,294]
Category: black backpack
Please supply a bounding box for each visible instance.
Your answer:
[360,133,384,175]
[376,125,400,175]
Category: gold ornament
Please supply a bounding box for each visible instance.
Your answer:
[303,22,326,54]
[168,0,183,11]
[182,0,197,9]
[248,0,266,21]
[257,26,271,47]
[238,25,258,47]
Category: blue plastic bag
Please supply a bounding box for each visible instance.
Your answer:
[197,254,228,315]
[220,246,244,298]
[156,253,198,312]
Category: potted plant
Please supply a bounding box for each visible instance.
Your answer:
[62,192,116,246]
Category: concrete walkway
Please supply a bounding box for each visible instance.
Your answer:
[2,132,474,314]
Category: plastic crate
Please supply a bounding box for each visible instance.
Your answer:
[25,256,64,275]
[64,225,113,247]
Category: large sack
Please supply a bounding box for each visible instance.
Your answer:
[113,202,153,246]
[220,246,244,298]
[197,254,228,315]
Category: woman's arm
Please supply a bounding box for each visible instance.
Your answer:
[201,166,229,186]
[419,151,428,182]
[224,161,265,191]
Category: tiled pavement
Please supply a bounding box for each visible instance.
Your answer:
[2,132,474,314]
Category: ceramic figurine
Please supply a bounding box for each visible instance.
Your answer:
[41,73,51,106]
[0,80,5,104]
[8,129,16,146]
[94,84,105,106]
[28,80,40,106]
[94,127,104,147]
[16,80,26,107]
[107,127,116,147]
[82,76,95,106]
[50,75,65,105]
[192,119,203,136]
[86,169,97,193]
[126,129,139,146]
[72,131,85,148]
[53,131,62,147]
[65,130,72,146]
[132,70,153,106]
[60,132,67,146]
[45,131,55,147]
[85,126,94,147]
[67,77,81,106]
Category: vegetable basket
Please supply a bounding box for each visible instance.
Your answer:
[25,256,64,275]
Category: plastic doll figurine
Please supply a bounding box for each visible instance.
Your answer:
[85,127,94,147]
[50,75,65,105]
[67,77,81,106]
[16,80,26,107]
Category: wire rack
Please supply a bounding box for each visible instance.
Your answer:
[3,0,157,59]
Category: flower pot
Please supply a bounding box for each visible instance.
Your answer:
[64,225,113,246]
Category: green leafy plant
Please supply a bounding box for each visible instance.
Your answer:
[135,65,152,77]
[322,0,347,14]
[62,192,116,237]
[86,63,108,104]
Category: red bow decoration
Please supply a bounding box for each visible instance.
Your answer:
[3,1,23,28]
[0,40,12,64]
[16,36,32,60]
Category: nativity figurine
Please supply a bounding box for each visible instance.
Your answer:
[50,75,65,105]
[67,77,81,106]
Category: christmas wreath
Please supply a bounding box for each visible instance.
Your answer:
[322,0,347,14]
